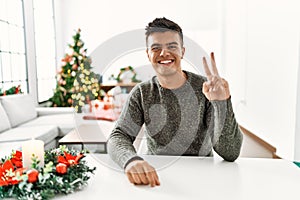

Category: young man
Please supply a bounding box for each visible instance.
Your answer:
[107,17,243,187]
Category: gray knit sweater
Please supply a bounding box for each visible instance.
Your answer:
[107,71,243,169]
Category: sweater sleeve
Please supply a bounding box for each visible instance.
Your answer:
[107,86,144,169]
[210,98,243,161]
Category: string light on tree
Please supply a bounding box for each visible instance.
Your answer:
[49,29,102,112]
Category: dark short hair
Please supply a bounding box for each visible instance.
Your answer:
[145,17,183,47]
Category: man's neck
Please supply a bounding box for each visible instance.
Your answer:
[157,71,187,89]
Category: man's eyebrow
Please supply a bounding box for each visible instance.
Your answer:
[150,42,179,48]
[166,42,179,46]
[150,43,162,48]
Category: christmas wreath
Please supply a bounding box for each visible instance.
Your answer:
[0,85,22,96]
[0,146,96,200]
[114,66,140,83]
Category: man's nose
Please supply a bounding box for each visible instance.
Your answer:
[159,48,170,57]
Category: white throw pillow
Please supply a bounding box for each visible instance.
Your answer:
[0,94,37,127]
[0,102,11,132]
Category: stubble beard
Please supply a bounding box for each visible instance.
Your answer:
[155,64,179,78]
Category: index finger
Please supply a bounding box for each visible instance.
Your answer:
[210,52,219,76]
[202,56,212,78]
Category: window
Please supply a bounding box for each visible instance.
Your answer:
[33,0,56,102]
[0,0,28,94]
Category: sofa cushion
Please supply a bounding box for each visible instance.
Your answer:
[19,113,75,136]
[0,94,37,127]
[0,125,58,145]
[0,102,11,132]
[36,107,75,116]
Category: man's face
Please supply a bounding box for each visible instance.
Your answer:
[146,31,185,77]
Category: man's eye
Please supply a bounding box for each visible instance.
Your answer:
[151,47,161,51]
[168,45,178,50]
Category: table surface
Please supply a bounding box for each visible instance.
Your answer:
[54,154,300,200]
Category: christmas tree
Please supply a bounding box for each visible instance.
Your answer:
[49,29,101,112]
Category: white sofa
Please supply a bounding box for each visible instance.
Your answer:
[0,94,76,157]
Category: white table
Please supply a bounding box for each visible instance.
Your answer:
[61,114,116,152]
[55,154,300,200]
[58,124,108,152]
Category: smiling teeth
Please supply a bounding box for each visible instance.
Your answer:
[160,60,172,64]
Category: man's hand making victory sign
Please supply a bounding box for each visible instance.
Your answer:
[202,52,230,101]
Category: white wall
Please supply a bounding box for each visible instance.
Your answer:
[54,0,219,50]
[54,0,223,84]
[295,30,300,161]
[224,0,300,160]
[54,0,221,67]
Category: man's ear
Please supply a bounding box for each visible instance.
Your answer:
[146,48,150,61]
[181,46,185,59]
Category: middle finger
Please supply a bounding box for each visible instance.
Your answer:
[210,52,220,77]
[202,56,212,79]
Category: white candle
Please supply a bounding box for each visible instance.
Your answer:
[22,139,44,169]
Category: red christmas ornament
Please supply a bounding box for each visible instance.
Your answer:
[27,169,39,183]
[72,64,78,70]
[56,163,67,174]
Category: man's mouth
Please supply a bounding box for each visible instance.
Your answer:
[158,59,174,65]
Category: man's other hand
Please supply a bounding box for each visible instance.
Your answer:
[125,160,160,187]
